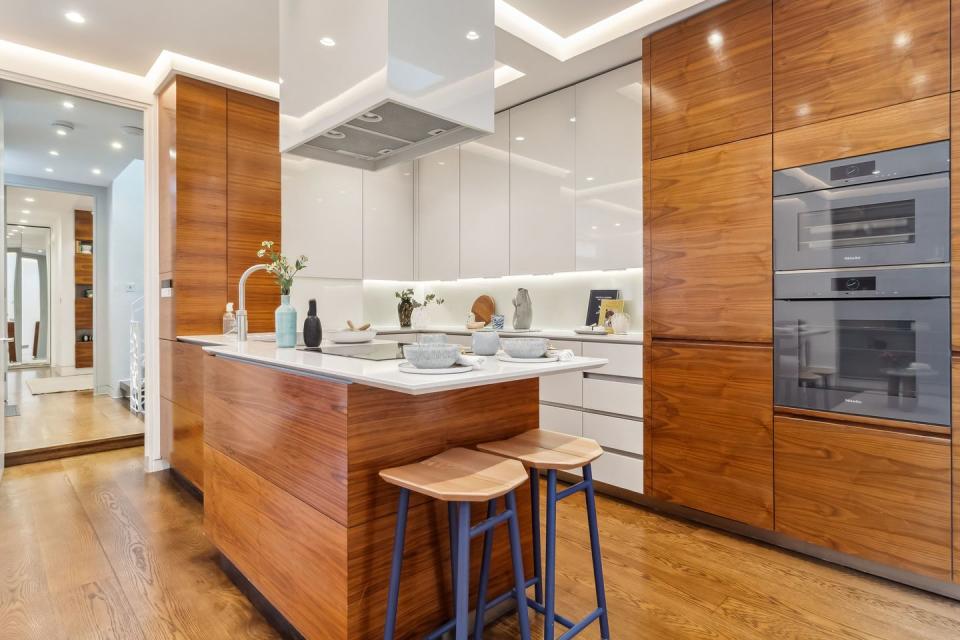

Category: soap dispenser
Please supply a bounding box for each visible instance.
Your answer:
[303,299,322,348]
[222,302,236,335]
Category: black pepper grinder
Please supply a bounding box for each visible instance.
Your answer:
[303,299,322,348]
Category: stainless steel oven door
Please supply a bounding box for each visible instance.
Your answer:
[774,173,949,270]
[774,298,950,426]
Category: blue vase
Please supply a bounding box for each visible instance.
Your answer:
[275,294,297,348]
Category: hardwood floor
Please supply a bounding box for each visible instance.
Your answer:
[4,368,144,454]
[2,447,960,639]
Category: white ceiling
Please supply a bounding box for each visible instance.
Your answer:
[1,80,143,186]
[507,0,642,37]
[5,187,95,239]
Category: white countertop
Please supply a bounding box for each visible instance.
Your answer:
[182,335,607,395]
[373,325,644,345]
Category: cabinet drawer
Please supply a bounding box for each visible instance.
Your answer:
[583,412,642,455]
[591,451,643,494]
[583,378,643,418]
[540,371,583,407]
[547,339,583,355]
[539,404,582,437]
[582,342,642,378]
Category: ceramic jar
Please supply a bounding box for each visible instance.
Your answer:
[472,330,500,356]
[275,295,298,348]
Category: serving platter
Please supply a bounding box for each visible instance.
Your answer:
[398,362,474,374]
[496,353,559,363]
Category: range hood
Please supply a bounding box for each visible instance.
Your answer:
[279,0,495,171]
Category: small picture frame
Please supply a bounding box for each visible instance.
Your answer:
[598,299,625,334]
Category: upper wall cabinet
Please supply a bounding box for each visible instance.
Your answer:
[575,62,644,271]
[460,111,510,279]
[773,0,949,131]
[510,87,576,275]
[650,0,772,159]
[363,162,415,281]
[281,155,363,281]
[418,147,460,281]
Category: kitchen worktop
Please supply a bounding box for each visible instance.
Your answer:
[373,325,644,345]
[181,334,607,395]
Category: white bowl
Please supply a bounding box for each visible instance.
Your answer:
[500,337,548,359]
[328,329,378,344]
[403,343,460,369]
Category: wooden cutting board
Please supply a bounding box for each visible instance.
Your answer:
[470,295,496,325]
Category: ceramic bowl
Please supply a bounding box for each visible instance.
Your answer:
[472,330,500,356]
[403,343,460,369]
[328,329,378,344]
[500,337,548,359]
[418,333,447,344]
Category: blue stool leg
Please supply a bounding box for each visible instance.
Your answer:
[454,501,471,640]
[474,499,497,639]
[584,464,610,639]
[530,467,543,605]
[384,488,410,640]
[447,502,458,610]
[544,470,558,640]
[506,490,532,640]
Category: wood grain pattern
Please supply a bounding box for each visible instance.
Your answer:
[173,76,228,337]
[159,339,204,415]
[75,341,93,368]
[203,353,350,525]
[650,341,774,529]
[773,94,950,169]
[158,81,176,278]
[774,405,951,437]
[4,434,142,467]
[954,0,960,91]
[774,415,952,581]
[226,90,281,333]
[952,94,960,351]
[73,254,93,286]
[642,37,654,495]
[772,0,949,131]
[476,430,604,471]
[74,209,93,242]
[650,0,772,159]
[162,397,204,491]
[953,357,960,583]
[379,447,528,501]
[650,136,772,343]
[74,298,92,330]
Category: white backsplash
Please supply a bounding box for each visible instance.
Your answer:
[362,269,643,331]
[289,277,364,331]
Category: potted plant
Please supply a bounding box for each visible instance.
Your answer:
[394,289,444,328]
[258,240,308,348]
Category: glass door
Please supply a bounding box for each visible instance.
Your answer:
[5,225,51,368]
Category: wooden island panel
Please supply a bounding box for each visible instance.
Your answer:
[203,354,537,639]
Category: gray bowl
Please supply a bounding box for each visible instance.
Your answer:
[403,343,460,369]
[500,337,548,359]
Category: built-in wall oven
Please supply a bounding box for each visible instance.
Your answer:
[772,142,951,427]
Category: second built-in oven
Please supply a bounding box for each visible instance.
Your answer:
[774,265,951,427]
[774,142,949,270]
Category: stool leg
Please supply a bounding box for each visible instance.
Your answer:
[384,488,410,640]
[583,464,610,639]
[529,467,543,605]
[506,490,532,640]
[474,499,497,639]
[447,502,458,609]
[454,501,471,640]
[544,469,558,640]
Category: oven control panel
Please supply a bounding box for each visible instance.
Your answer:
[775,265,949,300]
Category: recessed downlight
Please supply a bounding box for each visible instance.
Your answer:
[319,36,336,47]
[514,136,525,142]
[110,141,123,150]
[52,121,74,136]
[24,197,35,203]
[62,100,75,110]
[49,150,59,156]
[323,130,346,140]
[569,117,576,123]
[585,176,595,182]
[44,168,54,173]
[358,112,383,123]
[21,209,30,214]
[91,168,102,175]
[64,11,85,24]
[466,30,480,41]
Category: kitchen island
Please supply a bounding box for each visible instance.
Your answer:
[193,337,606,639]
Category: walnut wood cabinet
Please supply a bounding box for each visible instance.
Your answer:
[74,210,94,367]
[775,415,952,581]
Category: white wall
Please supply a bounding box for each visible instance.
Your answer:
[287,277,364,336]
[104,159,144,395]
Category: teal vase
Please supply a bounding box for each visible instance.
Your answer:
[275,294,297,348]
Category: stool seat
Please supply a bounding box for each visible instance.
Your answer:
[477,430,603,471]
[379,447,527,502]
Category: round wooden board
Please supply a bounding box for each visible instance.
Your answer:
[470,295,496,325]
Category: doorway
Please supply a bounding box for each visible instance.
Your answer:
[6,224,51,368]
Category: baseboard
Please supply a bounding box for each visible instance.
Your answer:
[5,433,144,467]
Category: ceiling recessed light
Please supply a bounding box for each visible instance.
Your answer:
[514,136,525,141]
[56,129,67,136]
[465,30,480,41]
[64,11,85,24]
[615,222,621,227]
[62,100,75,109]
[44,168,54,173]
[110,141,123,150]
[19,220,27,224]
[591,225,598,230]
[49,150,59,156]
[52,121,73,136]
[24,197,35,203]
[91,168,102,175]
[585,176,595,182]
[319,36,336,47]
[21,209,30,214]
[438,161,445,166]
[569,117,576,123]
[707,31,723,48]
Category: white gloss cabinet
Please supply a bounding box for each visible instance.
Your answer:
[362,162,415,280]
[509,87,576,275]
[281,155,363,280]
[417,147,460,281]
[575,62,644,271]
[460,111,510,278]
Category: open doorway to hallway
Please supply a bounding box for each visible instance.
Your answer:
[0,80,145,464]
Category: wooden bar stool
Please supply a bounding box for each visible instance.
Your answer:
[379,447,532,640]
[477,430,609,640]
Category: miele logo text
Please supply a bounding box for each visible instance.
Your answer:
[843,256,862,261]
[843,398,863,404]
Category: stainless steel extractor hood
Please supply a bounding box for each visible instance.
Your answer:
[279,0,495,171]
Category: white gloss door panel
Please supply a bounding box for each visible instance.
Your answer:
[591,451,643,493]
[539,340,583,406]
[418,147,460,281]
[575,61,643,271]
[363,162,415,280]
[581,342,643,379]
[460,111,510,278]
[583,412,643,456]
[540,404,582,437]
[509,87,576,275]
[281,155,363,279]
[583,378,643,418]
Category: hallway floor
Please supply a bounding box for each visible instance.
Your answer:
[4,368,143,454]
[1,447,960,639]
